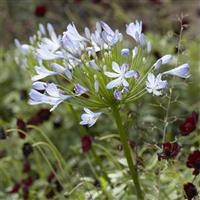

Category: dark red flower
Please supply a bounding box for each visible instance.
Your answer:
[0,128,6,140]
[183,182,198,200]
[74,0,83,4]
[179,112,198,136]
[47,171,55,183]
[27,108,51,126]
[186,150,200,175]
[22,185,29,200]
[22,176,34,187]
[81,135,92,153]
[92,0,102,3]
[158,142,180,161]
[9,182,21,193]
[22,143,33,158]
[34,4,47,17]
[22,159,31,173]
[45,185,55,199]
[149,0,162,5]
[17,119,27,139]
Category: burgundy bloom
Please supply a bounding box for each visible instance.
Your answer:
[22,185,29,200]
[22,159,31,173]
[148,0,162,5]
[9,182,21,193]
[81,135,92,153]
[34,4,47,17]
[183,182,198,200]
[17,119,27,139]
[22,143,33,158]
[179,112,198,136]
[27,108,51,126]
[47,171,55,183]
[45,185,55,199]
[22,176,34,187]
[158,142,180,161]
[92,0,102,3]
[186,150,200,175]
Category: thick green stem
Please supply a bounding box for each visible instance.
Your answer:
[112,106,143,200]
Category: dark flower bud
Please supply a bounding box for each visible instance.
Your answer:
[45,185,55,199]
[183,182,198,200]
[54,180,63,192]
[81,135,92,153]
[22,143,33,158]
[22,185,29,200]
[22,159,31,173]
[34,4,47,17]
[53,117,62,129]
[27,108,51,126]
[16,119,27,139]
[9,182,21,193]
[47,171,55,183]
[0,128,6,140]
[93,179,101,188]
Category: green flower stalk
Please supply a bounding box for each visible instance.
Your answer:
[15,20,190,199]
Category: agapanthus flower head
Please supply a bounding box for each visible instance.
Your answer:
[158,142,180,161]
[183,182,198,200]
[186,150,200,175]
[179,112,198,136]
[16,20,190,128]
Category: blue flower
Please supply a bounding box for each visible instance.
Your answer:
[29,83,70,111]
[121,48,130,57]
[74,84,89,96]
[153,54,173,70]
[32,63,72,81]
[105,62,136,89]
[36,23,63,60]
[162,63,190,78]
[32,65,57,81]
[80,108,102,127]
[51,63,72,80]
[146,73,168,96]
[114,90,122,100]
[126,21,146,46]
[100,21,123,46]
